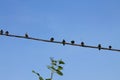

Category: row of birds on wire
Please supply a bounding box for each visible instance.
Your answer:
[0,29,114,51]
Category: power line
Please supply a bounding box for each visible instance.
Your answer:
[0,30,120,52]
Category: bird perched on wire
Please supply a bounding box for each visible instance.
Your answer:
[5,31,9,36]
[98,44,101,50]
[0,29,3,35]
[62,39,66,46]
[25,33,29,38]
[71,40,75,44]
[50,37,54,42]
[81,42,84,46]
[109,45,112,50]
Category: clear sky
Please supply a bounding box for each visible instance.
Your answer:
[0,0,120,80]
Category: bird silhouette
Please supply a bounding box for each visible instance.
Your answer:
[109,45,112,50]
[25,33,29,38]
[0,29,3,35]
[50,37,54,42]
[62,39,66,46]
[71,40,75,44]
[5,31,9,36]
[98,44,101,50]
[81,42,84,46]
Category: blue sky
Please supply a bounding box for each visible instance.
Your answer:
[0,0,120,80]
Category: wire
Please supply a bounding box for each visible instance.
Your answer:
[0,31,120,52]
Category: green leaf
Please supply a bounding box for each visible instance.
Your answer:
[39,76,44,80]
[56,70,63,76]
[47,65,51,69]
[59,60,65,64]
[32,70,40,77]
[57,66,63,70]
[50,57,55,62]
[52,61,57,65]
[32,70,35,73]
[51,66,56,71]
[46,78,51,80]
[50,57,57,65]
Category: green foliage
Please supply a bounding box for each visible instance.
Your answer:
[56,70,63,76]
[39,76,44,80]
[48,57,65,77]
[32,57,65,80]
[59,60,65,64]
[45,78,51,80]
[32,70,44,80]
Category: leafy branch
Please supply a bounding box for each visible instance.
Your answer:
[32,57,65,80]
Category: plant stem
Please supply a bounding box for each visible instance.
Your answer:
[51,71,54,80]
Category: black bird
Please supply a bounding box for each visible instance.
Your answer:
[98,44,101,50]
[5,31,9,36]
[109,45,112,50]
[50,37,54,42]
[25,33,29,38]
[81,42,84,46]
[71,40,75,44]
[62,39,66,46]
[0,29,3,35]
